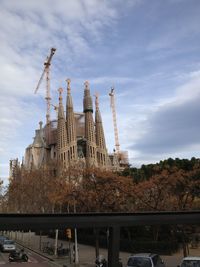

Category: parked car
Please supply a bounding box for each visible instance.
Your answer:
[1,239,16,252]
[0,236,8,250]
[179,257,200,267]
[0,236,8,244]
[127,253,165,267]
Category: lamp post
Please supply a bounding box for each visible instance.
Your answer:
[68,188,79,265]
[74,200,79,265]
[54,229,58,256]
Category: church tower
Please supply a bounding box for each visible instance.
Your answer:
[66,79,78,163]
[57,88,69,168]
[95,93,109,168]
[83,81,97,167]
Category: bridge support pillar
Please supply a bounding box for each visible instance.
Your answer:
[108,226,120,267]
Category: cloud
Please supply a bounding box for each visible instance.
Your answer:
[0,94,44,179]
[1,0,200,178]
[0,0,127,98]
[134,98,200,153]
[130,71,200,157]
[0,0,142,180]
[89,76,136,85]
[146,1,200,52]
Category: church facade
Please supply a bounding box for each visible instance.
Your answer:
[24,80,120,171]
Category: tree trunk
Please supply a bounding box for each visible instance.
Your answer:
[39,230,42,251]
[152,226,159,241]
[181,228,189,257]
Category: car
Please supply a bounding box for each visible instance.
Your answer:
[0,236,8,250]
[179,257,200,267]
[0,236,8,244]
[127,253,166,267]
[1,239,16,252]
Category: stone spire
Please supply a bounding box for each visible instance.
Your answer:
[83,80,93,113]
[57,87,68,168]
[66,78,73,113]
[83,81,97,167]
[95,93,109,167]
[66,79,77,162]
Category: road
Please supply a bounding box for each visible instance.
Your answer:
[2,232,200,267]
[0,245,57,267]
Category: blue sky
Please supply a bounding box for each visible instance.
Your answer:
[1,0,200,184]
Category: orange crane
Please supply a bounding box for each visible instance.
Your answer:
[34,47,56,124]
[109,87,120,154]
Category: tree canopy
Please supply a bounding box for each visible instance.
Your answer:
[4,157,200,213]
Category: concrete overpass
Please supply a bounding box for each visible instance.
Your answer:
[0,211,199,267]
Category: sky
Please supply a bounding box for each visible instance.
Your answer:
[1,0,200,184]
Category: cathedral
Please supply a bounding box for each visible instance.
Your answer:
[23,79,123,172]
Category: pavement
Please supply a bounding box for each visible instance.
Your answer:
[7,231,200,267]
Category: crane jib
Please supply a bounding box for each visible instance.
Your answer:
[34,47,56,124]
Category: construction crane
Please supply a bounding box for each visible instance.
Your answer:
[50,103,58,116]
[109,87,120,154]
[34,47,56,124]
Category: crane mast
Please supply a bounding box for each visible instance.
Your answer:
[109,87,120,154]
[34,47,56,124]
